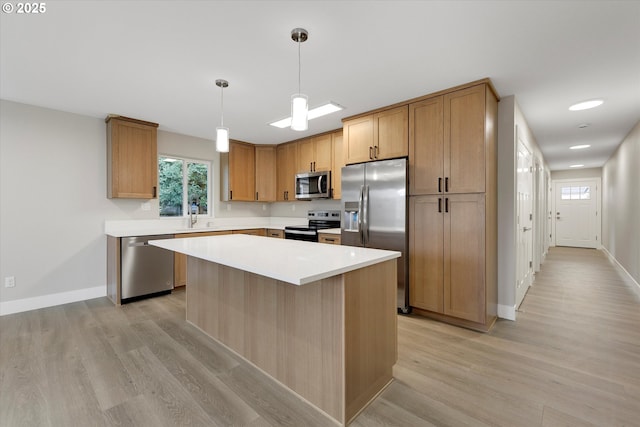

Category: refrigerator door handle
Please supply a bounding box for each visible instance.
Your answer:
[363,185,370,245]
[358,185,365,244]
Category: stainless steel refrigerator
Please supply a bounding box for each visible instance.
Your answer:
[341,158,409,313]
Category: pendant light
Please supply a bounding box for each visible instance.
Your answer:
[290,28,308,131]
[215,79,229,152]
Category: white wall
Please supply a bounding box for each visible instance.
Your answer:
[602,120,640,286]
[497,95,550,320]
[551,167,602,180]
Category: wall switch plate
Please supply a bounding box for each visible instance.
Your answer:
[4,276,15,288]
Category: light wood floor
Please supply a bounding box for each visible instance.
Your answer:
[2,247,639,426]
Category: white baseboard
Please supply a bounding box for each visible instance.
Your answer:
[601,247,640,294]
[497,304,516,321]
[0,286,106,316]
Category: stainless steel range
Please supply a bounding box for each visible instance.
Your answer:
[284,210,341,242]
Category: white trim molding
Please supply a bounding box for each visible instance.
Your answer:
[601,247,640,295]
[0,286,106,316]
[498,304,516,321]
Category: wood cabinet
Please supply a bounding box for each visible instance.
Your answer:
[276,142,298,201]
[297,134,333,173]
[106,115,158,199]
[410,194,486,324]
[343,105,408,165]
[174,231,231,287]
[410,84,488,195]
[221,141,256,201]
[408,80,498,332]
[266,229,284,238]
[331,131,344,199]
[255,145,276,201]
[318,233,341,245]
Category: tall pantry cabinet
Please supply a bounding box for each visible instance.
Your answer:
[409,81,498,331]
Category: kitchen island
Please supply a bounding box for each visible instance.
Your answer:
[150,234,400,426]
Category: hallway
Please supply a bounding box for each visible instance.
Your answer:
[364,247,640,426]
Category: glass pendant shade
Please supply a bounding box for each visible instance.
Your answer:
[291,93,308,131]
[216,127,229,152]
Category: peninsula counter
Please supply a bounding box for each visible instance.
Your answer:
[150,234,400,426]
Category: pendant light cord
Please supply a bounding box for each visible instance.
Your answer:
[220,85,224,127]
[297,36,301,94]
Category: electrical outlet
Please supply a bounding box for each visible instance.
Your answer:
[4,276,15,288]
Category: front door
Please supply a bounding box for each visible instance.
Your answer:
[516,140,533,309]
[554,180,599,248]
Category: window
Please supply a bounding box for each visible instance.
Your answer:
[560,186,590,200]
[158,156,210,216]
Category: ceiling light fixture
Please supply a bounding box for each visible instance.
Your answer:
[570,144,591,150]
[569,99,604,111]
[569,164,585,168]
[290,28,309,131]
[269,101,344,128]
[215,79,229,153]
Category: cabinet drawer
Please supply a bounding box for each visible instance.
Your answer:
[319,234,341,245]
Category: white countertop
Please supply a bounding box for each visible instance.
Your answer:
[318,228,341,235]
[150,234,399,286]
[105,217,308,237]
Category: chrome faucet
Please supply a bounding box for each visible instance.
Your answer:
[189,201,198,228]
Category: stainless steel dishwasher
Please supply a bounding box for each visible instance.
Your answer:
[121,234,174,303]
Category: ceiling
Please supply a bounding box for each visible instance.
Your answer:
[1,1,639,171]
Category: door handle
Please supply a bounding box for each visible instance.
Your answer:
[438,177,442,193]
[523,227,532,232]
[369,146,373,160]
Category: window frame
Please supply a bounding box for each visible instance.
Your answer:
[158,154,213,218]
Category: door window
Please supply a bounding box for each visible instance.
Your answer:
[560,186,590,200]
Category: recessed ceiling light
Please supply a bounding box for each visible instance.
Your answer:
[269,102,344,128]
[569,99,603,111]
[570,144,591,150]
[569,164,584,168]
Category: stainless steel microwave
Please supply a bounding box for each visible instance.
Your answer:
[295,171,331,199]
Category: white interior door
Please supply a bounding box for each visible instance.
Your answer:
[516,140,534,309]
[554,180,598,248]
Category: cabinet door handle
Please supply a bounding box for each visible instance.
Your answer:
[445,177,449,192]
[445,197,449,213]
[369,146,373,160]
[153,186,157,198]
[256,192,259,201]
[374,146,379,159]
[310,162,313,171]
[438,197,442,213]
[438,178,442,193]
[230,190,233,200]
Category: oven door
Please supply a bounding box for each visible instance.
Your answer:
[284,227,318,242]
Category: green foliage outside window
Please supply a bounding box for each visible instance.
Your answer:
[159,157,209,217]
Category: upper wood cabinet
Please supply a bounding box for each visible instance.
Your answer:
[276,142,298,201]
[297,134,333,172]
[343,105,408,165]
[106,115,158,199]
[410,84,491,195]
[255,145,276,202]
[331,131,344,199]
[221,140,255,201]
